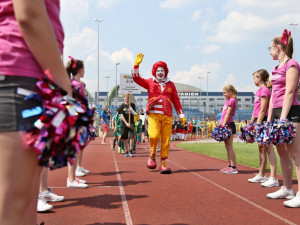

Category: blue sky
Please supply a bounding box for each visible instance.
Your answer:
[60,0,300,96]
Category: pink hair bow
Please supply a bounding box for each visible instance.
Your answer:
[280,29,291,46]
[68,56,77,69]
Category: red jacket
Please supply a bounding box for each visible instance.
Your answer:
[132,73,184,117]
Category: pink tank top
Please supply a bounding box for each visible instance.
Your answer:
[0,0,64,78]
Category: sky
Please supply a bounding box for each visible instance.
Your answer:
[60,0,300,96]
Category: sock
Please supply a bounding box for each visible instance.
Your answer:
[133,139,137,150]
[113,138,116,148]
[231,166,236,169]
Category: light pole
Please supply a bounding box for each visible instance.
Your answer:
[206,72,210,117]
[198,76,204,117]
[94,18,104,109]
[105,75,110,104]
[115,62,120,105]
[289,22,298,59]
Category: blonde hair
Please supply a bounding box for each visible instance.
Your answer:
[223,84,237,99]
[253,69,272,89]
[272,33,293,59]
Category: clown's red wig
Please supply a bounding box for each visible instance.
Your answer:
[152,61,169,77]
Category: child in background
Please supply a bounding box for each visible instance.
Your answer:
[219,85,238,174]
[248,69,278,187]
[111,108,119,150]
[188,119,193,139]
[266,29,300,207]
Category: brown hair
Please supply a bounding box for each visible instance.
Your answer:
[253,69,272,89]
[223,84,237,99]
[66,58,84,78]
[272,32,293,59]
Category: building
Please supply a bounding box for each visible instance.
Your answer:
[95,82,254,121]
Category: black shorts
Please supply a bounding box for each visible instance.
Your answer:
[0,75,41,132]
[121,124,135,140]
[272,105,300,123]
[254,116,267,124]
[192,127,196,134]
[227,122,236,134]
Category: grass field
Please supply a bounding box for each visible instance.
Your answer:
[177,141,296,178]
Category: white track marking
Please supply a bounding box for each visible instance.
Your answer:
[112,151,133,225]
[169,159,297,225]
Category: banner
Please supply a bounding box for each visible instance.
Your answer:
[119,73,141,94]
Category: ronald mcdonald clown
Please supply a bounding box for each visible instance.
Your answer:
[132,53,185,174]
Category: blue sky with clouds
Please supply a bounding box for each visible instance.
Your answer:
[60,0,300,96]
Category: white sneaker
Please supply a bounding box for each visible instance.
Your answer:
[39,188,64,202]
[284,192,300,208]
[261,177,279,187]
[37,198,53,212]
[267,186,295,199]
[248,174,268,183]
[67,177,87,184]
[80,167,90,174]
[67,179,88,189]
[75,168,86,177]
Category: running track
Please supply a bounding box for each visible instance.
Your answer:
[38,137,300,225]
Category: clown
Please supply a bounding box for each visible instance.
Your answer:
[132,53,185,174]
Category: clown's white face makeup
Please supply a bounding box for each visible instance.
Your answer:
[156,67,165,81]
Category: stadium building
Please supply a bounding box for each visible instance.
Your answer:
[95,82,254,121]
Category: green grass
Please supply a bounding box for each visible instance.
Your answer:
[177,142,296,178]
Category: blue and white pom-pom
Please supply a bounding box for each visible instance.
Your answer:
[259,119,296,146]
[239,122,256,143]
[212,124,232,142]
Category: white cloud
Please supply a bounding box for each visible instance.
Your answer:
[209,11,269,43]
[202,44,220,54]
[221,73,256,93]
[97,0,121,8]
[183,44,200,50]
[160,0,198,9]
[170,61,221,87]
[191,9,202,21]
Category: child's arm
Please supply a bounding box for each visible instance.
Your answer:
[13,0,72,96]
[267,95,273,122]
[222,106,233,126]
[256,96,268,124]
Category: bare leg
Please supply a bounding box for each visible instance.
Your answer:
[287,123,300,192]
[0,132,41,225]
[266,144,277,178]
[276,144,293,189]
[67,153,79,182]
[258,144,267,176]
[77,150,83,168]
[39,167,48,193]
[224,135,236,167]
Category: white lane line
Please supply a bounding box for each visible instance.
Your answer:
[112,151,133,225]
[169,159,297,225]
[50,186,120,189]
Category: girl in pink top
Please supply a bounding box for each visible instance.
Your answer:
[219,85,238,174]
[266,29,300,207]
[65,57,89,189]
[0,0,71,224]
[248,69,278,187]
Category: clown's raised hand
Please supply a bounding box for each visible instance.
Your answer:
[134,53,144,67]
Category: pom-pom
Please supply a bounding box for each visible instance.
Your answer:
[25,79,95,169]
[212,124,232,142]
[257,119,296,146]
[239,122,256,143]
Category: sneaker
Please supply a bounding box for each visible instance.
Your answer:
[67,177,87,184]
[37,198,53,212]
[67,179,88,189]
[248,174,268,183]
[121,149,125,154]
[80,167,90,174]
[124,152,129,157]
[129,151,134,157]
[261,177,279,187]
[39,188,64,202]
[220,165,230,173]
[223,167,238,174]
[117,147,121,153]
[267,186,295,199]
[284,192,300,208]
[75,168,86,177]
